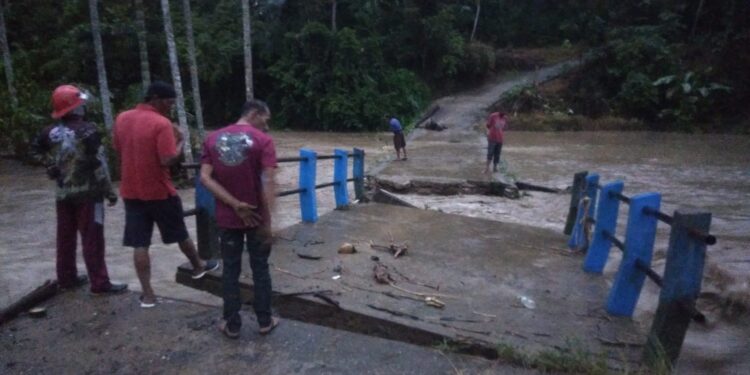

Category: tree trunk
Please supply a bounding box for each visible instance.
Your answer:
[0,1,17,108]
[160,0,194,163]
[181,0,205,139]
[241,0,253,101]
[690,0,705,39]
[331,0,337,32]
[88,0,114,129]
[134,0,151,91]
[470,0,481,42]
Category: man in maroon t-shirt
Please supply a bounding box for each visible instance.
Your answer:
[113,81,218,308]
[200,100,279,338]
[483,111,508,174]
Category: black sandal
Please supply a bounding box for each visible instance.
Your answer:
[259,317,280,335]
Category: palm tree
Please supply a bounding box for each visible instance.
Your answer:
[331,0,337,32]
[87,0,114,129]
[0,0,17,108]
[470,0,481,42]
[182,0,205,139]
[134,0,151,91]
[160,0,194,163]
[241,0,253,100]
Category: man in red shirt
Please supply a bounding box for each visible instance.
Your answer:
[200,100,279,338]
[483,111,508,174]
[113,81,218,308]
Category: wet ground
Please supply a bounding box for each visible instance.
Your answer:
[1,288,524,374]
[178,203,645,370]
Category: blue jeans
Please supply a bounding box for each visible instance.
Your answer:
[220,228,272,331]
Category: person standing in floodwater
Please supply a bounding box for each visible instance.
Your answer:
[32,84,128,295]
[199,100,280,338]
[388,115,408,161]
[113,81,218,308]
[484,111,508,174]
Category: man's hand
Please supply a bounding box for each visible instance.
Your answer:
[233,201,262,227]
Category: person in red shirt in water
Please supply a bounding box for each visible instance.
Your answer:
[113,81,218,308]
[483,111,508,174]
[199,100,279,338]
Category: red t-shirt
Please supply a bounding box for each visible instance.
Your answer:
[113,103,178,200]
[201,124,277,229]
[486,112,507,143]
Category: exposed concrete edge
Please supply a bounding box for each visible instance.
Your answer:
[176,265,499,360]
[371,188,419,208]
[373,175,519,198]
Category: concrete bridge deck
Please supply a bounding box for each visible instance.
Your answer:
[178,203,645,369]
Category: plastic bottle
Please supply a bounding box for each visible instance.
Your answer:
[519,295,536,309]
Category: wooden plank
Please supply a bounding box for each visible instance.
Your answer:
[0,280,58,325]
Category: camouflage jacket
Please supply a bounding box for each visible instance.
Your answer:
[32,116,116,202]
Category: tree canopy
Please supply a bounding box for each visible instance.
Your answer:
[0,0,748,155]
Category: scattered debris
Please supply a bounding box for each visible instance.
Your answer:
[422,119,447,131]
[425,296,445,309]
[370,242,408,258]
[273,266,310,280]
[1,279,59,325]
[303,239,325,247]
[471,310,497,319]
[28,306,47,318]
[518,296,537,309]
[338,242,356,254]
[373,263,394,284]
[296,252,322,260]
[370,255,380,261]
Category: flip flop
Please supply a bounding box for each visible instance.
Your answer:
[258,317,280,335]
[218,320,240,339]
[139,296,156,308]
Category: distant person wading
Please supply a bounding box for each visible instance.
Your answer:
[484,111,508,174]
[387,115,408,161]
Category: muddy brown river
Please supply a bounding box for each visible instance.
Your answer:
[1,130,748,373]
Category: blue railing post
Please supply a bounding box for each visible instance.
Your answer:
[606,192,661,317]
[645,208,711,367]
[194,176,218,259]
[333,149,349,209]
[568,173,599,250]
[299,148,318,223]
[352,148,365,200]
[583,180,624,273]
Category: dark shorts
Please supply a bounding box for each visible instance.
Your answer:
[123,195,189,248]
[393,132,406,150]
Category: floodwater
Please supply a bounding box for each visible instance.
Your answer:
[1,130,748,373]
[395,130,750,374]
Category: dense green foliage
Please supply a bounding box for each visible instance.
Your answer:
[566,1,749,131]
[0,0,608,155]
[1,0,748,156]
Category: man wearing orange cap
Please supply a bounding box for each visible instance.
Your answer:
[32,84,128,294]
